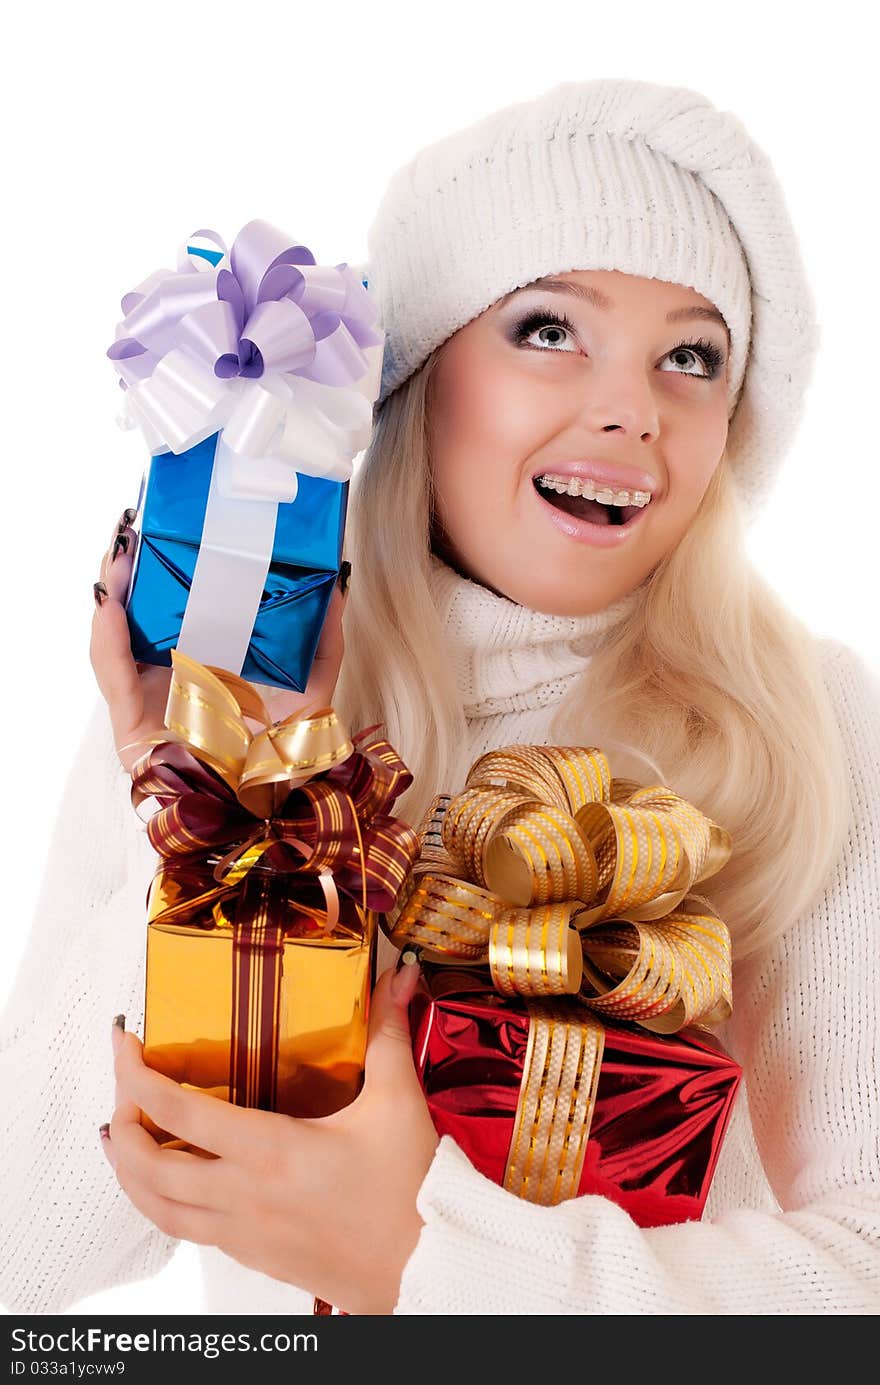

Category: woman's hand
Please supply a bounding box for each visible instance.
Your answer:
[101,962,439,1315]
[89,508,352,772]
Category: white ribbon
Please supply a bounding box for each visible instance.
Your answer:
[125,340,383,677]
[176,434,282,675]
[122,340,383,503]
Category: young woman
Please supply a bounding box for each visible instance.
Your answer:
[2,77,878,1316]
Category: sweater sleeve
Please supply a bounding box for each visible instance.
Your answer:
[394,638,880,1315]
[0,700,180,1314]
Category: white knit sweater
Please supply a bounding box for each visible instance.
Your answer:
[2,554,879,1315]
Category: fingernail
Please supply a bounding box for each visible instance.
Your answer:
[111,1013,125,1053]
[100,1126,116,1166]
[118,508,137,532]
[337,560,352,596]
[93,581,108,607]
[390,947,422,1004]
[112,533,129,562]
[395,943,423,973]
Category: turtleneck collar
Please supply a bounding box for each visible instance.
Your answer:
[426,551,641,719]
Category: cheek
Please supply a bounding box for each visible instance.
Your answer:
[673,407,728,503]
[435,351,532,454]
[430,350,534,521]
[435,319,573,462]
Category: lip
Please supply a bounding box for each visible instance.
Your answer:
[531,460,660,496]
[532,480,653,548]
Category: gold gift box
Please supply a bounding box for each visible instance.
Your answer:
[129,653,421,1157]
[141,858,376,1149]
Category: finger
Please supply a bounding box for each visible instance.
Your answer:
[314,578,347,668]
[111,1167,223,1244]
[361,965,421,1095]
[108,1100,229,1208]
[104,506,137,554]
[91,513,140,701]
[105,1109,228,1244]
[90,587,141,712]
[100,525,137,601]
[109,506,138,549]
[389,950,423,1007]
[114,1028,286,1170]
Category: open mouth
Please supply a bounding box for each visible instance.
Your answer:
[532,477,646,526]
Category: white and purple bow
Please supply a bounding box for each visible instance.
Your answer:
[107,220,384,503]
[106,222,384,678]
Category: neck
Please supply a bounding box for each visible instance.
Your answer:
[426,551,640,718]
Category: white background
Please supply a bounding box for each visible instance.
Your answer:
[2,0,877,1317]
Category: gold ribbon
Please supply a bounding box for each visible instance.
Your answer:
[504,1001,606,1205]
[386,744,734,1032]
[131,648,355,821]
[130,650,364,930]
[388,744,736,1205]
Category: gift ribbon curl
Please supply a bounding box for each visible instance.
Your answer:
[107,221,385,503]
[130,649,421,934]
[384,745,734,1034]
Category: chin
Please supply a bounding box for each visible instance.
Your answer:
[489,575,611,616]
[495,565,624,617]
[440,542,638,615]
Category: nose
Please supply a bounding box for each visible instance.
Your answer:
[574,367,661,442]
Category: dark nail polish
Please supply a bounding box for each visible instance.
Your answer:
[112,533,129,562]
[395,943,423,972]
[118,507,137,533]
[98,1123,110,1139]
[112,1013,126,1032]
[337,560,352,596]
[93,581,108,607]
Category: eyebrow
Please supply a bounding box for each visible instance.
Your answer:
[498,276,731,340]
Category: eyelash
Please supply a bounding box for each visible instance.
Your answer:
[510,306,727,380]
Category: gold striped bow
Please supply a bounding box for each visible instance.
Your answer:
[385,744,734,1033]
[131,649,421,929]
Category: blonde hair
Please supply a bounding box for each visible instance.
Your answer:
[335,345,853,963]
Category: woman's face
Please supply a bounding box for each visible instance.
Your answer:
[427,269,731,614]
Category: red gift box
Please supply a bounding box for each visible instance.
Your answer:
[410,966,742,1226]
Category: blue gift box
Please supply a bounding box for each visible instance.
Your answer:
[125,432,348,693]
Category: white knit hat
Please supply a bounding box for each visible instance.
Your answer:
[359,78,821,523]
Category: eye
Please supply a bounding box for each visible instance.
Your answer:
[659,338,726,380]
[512,308,579,353]
[511,308,726,380]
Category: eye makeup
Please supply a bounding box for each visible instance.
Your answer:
[507,304,727,380]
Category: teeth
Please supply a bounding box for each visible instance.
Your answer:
[536,474,652,507]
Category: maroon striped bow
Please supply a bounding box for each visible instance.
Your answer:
[130,649,421,931]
